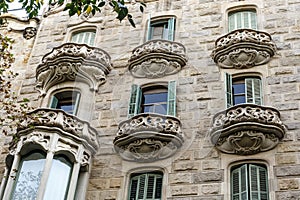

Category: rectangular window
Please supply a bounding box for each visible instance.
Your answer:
[228,10,257,32]
[147,17,175,41]
[71,31,96,46]
[231,164,269,200]
[129,172,163,200]
[128,81,176,118]
[225,73,262,107]
[50,91,81,115]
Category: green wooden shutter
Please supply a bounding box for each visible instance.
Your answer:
[225,73,233,108]
[128,84,142,118]
[167,81,176,116]
[250,11,257,30]
[167,17,175,41]
[49,96,58,109]
[73,92,81,115]
[232,164,249,200]
[146,15,152,41]
[245,78,262,105]
[249,164,269,200]
[228,14,235,32]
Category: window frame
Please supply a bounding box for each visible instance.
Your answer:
[128,81,177,118]
[49,90,81,115]
[228,9,257,32]
[231,163,269,200]
[146,16,176,41]
[70,29,96,46]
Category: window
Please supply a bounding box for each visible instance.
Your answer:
[129,172,163,200]
[228,10,257,32]
[147,17,175,41]
[71,30,96,46]
[128,81,176,117]
[231,164,269,200]
[49,91,80,115]
[225,73,262,108]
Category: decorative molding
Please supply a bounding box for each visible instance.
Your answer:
[16,108,99,155]
[210,104,286,155]
[36,43,112,95]
[211,29,276,68]
[114,113,184,162]
[128,40,187,78]
[23,27,37,40]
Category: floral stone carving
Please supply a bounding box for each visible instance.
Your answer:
[210,104,286,155]
[36,43,112,95]
[128,40,187,78]
[211,29,276,69]
[114,113,184,162]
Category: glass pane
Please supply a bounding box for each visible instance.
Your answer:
[144,93,167,104]
[233,83,245,95]
[234,96,246,105]
[11,152,46,200]
[43,156,72,200]
[155,177,162,199]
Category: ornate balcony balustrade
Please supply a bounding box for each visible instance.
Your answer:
[15,108,99,155]
[128,40,187,78]
[211,29,276,69]
[36,43,112,95]
[113,113,184,162]
[210,104,286,155]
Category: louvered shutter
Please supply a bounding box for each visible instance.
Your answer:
[249,164,269,200]
[49,96,58,109]
[128,84,142,118]
[228,11,257,31]
[167,81,176,116]
[73,92,81,115]
[245,78,262,105]
[146,15,152,41]
[167,17,175,41]
[232,164,249,200]
[225,73,233,108]
[228,14,235,32]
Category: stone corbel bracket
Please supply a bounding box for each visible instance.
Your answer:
[114,113,184,162]
[210,104,286,155]
[36,43,112,95]
[128,40,187,78]
[211,29,277,69]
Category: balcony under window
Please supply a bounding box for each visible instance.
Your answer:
[128,40,187,78]
[210,104,286,155]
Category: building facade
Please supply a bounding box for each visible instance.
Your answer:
[0,0,300,199]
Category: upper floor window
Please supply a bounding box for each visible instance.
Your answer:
[225,73,262,108]
[128,81,176,117]
[147,17,175,41]
[129,172,163,200]
[231,164,269,200]
[228,10,257,32]
[71,30,96,46]
[49,91,81,115]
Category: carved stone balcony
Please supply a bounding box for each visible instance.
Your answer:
[211,29,276,69]
[210,104,286,155]
[36,43,112,95]
[113,113,184,162]
[128,40,187,78]
[15,108,99,155]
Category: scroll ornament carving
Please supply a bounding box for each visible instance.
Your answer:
[36,43,112,95]
[23,27,37,40]
[114,113,184,162]
[210,104,286,155]
[128,40,187,78]
[211,29,276,69]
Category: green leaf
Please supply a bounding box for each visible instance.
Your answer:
[128,14,135,28]
[98,1,105,7]
[140,5,143,13]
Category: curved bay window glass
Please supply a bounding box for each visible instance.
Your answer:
[129,172,163,200]
[43,155,73,200]
[49,91,80,115]
[11,152,46,200]
[71,30,96,46]
[231,164,269,200]
[128,81,176,118]
[228,10,257,32]
[225,73,262,108]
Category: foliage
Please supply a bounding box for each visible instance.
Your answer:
[0,0,146,27]
[0,34,32,135]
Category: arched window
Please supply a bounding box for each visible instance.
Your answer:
[129,172,163,200]
[49,90,81,115]
[231,164,269,200]
[128,81,176,117]
[228,10,257,32]
[11,152,46,200]
[71,30,96,46]
[147,17,176,41]
[225,73,262,108]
